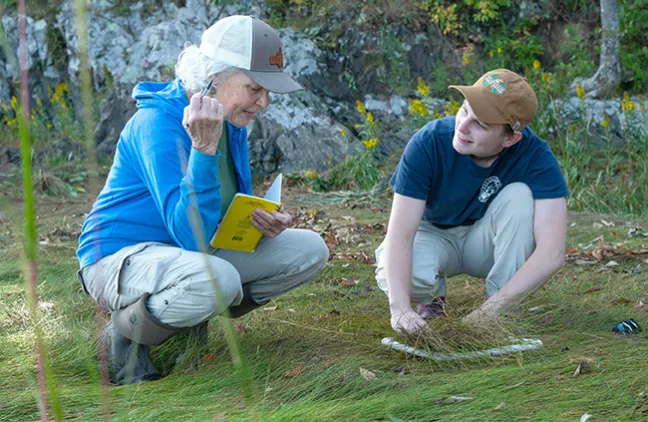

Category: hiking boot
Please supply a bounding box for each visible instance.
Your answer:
[102,294,181,385]
[99,320,161,385]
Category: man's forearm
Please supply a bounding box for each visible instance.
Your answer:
[481,248,564,314]
[384,236,414,312]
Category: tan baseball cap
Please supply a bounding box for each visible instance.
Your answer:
[199,15,303,94]
[449,69,538,131]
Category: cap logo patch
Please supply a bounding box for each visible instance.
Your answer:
[269,48,283,68]
[483,74,506,96]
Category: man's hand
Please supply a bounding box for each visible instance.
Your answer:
[391,308,428,335]
[183,92,224,155]
[461,306,502,330]
[251,207,292,238]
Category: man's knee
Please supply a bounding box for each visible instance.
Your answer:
[493,182,534,223]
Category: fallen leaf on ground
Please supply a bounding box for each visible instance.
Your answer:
[337,278,360,286]
[212,414,226,420]
[528,306,544,313]
[565,247,578,254]
[263,306,279,312]
[601,219,615,227]
[575,287,603,295]
[359,368,376,382]
[610,298,633,305]
[606,260,620,267]
[283,366,304,378]
[434,396,473,405]
[580,414,592,422]
[632,301,645,309]
[203,353,217,363]
[493,402,506,411]
[573,361,592,376]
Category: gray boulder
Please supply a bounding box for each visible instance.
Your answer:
[544,96,648,146]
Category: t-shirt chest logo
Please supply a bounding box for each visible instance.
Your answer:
[479,176,502,203]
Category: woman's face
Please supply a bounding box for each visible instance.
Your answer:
[209,72,270,128]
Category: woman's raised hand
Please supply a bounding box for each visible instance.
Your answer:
[182,92,224,155]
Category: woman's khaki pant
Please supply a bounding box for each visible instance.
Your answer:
[375,183,535,303]
[79,229,329,328]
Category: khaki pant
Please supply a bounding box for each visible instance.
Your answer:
[79,229,329,328]
[375,183,535,303]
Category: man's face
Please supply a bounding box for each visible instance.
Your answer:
[210,72,270,128]
[452,101,512,160]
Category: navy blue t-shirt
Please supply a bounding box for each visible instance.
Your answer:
[391,117,569,228]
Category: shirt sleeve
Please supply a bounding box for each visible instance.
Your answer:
[133,110,223,251]
[523,142,569,199]
[390,127,435,200]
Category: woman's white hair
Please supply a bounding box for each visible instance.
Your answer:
[175,42,239,93]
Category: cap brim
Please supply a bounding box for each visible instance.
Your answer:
[244,70,304,94]
[448,85,508,125]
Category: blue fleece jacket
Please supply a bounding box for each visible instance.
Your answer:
[77,80,253,268]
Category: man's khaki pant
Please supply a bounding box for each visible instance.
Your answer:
[80,229,329,328]
[375,183,535,303]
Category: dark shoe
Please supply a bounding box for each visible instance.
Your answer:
[226,284,268,318]
[416,296,446,319]
[102,294,181,385]
[100,320,161,385]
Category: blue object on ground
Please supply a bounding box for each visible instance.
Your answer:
[611,318,642,334]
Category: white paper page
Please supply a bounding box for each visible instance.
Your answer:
[263,173,282,203]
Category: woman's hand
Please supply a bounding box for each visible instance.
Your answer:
[182,92,224,155]
[251,207,292,238]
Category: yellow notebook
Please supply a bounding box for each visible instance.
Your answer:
[210,174,282,252]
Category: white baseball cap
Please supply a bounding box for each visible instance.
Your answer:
[199,15,303,94]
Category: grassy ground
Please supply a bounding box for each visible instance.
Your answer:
[1,187,647,422]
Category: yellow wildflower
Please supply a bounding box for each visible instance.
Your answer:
[304,169,318,180]
[497,47,502,54]
[541,72,552,83]
[31,114,35,120]
[489,50,494,58]
[35,95,42,106]
[1,102,7,111]
[601,112,609,128]
[10,96,17,110]
[417,77,430,97]
[366,112,374,125]
[356,100,366,114]
[340,128,346,137]
[576,83,585,101]
[54,82,68,97]
[622,92,636,112]
[354,124,361,129]
[463,53,470,66]
[444,98,461,116]
[409,99,428,118]
[46,123,53,129]
[362,137,378,150]
[532,60,541,70]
